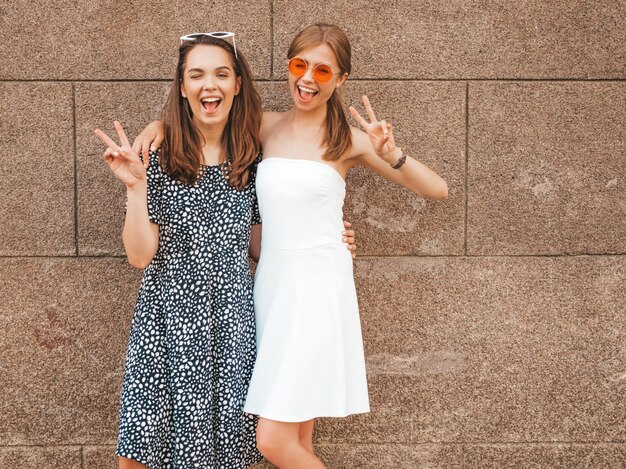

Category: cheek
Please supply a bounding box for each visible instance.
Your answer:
[222,80,239,100]
[288,75,297,90]
[319,83,336,100]
[182,81,200,100]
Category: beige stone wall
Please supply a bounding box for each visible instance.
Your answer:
[1,1,624,468]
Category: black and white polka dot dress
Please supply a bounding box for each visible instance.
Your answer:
[115,150,263,469]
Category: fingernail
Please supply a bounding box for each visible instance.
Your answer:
[342,237,347,242]
[150,146,156,151]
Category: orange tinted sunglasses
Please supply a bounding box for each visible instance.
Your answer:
[288,56,339,83]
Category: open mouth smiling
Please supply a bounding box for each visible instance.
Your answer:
[297,85,318,102]
[201,96,222,113]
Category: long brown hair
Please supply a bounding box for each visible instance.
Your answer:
[161,35,262,190]
[288,24,352,161]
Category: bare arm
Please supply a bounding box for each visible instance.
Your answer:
[123,184,159,268]
[134,112,288,163]
[95,121,159,268]
[349,96,448,200]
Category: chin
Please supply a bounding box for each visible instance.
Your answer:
[195,112,228,129]
[292,92,325,111]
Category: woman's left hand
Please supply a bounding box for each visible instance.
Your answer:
[342,220,357,259]
[349,95,397,164]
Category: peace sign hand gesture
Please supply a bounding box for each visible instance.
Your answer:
[349,95,397,163]
[94,121,147,190]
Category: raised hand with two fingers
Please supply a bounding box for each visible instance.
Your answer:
[349,95,399,164]
[94,121,147,189]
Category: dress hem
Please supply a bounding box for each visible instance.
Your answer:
[243,406,370,423]
[115,449,264,469]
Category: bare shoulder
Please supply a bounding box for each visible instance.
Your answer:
[261,111,287,141]
[261,111,285,128]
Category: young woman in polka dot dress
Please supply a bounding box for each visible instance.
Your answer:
[95,35,358,469]
[95,35,263,469]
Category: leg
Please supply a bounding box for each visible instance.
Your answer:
[256,417,325,469]
[298,419,315,452]
[119,456,148,469]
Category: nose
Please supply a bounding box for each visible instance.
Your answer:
[202,77,217,90]
[301,67,315,83]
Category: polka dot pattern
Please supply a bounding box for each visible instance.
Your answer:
[116,150,263,469]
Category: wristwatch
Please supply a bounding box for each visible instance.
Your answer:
[391,153,407,169]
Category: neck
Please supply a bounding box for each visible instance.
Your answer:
[193,119,227,164]
[288,103,327,127]
[196,120,226,147]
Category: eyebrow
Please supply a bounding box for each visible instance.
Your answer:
[187,66,233,74]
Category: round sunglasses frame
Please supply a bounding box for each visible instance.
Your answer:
[288,56,341,83]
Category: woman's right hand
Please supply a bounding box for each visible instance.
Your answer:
[94,121,147,190]
[132,120,165,167]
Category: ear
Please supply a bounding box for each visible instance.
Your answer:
[335,72,349,89]
[235,76,242,95]
[180,80,187,99]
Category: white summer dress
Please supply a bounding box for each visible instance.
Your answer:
[243,157,370,422]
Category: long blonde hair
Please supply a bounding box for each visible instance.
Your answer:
[288,24,352,161]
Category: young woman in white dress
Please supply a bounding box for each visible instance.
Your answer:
[245,24,448,468]
[135,23,447,468]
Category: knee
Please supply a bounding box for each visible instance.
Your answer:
[256,425,282,459]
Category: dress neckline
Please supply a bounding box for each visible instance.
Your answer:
[260,157,346,185]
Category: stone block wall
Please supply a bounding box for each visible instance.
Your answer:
[1,1,624,468]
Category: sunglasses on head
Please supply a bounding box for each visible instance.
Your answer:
[179,32,237,58]
[288,56,340,83]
